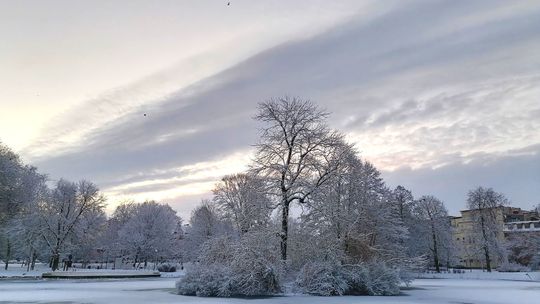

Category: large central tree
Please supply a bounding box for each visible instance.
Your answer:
[252,97,346,261]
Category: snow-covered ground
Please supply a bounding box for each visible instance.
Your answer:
[416,269,540,281]
[0,278,539,304]
[0,263,47,278]
[0,263,185,278]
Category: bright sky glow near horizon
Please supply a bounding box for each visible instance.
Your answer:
[1,0,539,218]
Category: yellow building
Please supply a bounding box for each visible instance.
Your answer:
[450,207,539,268]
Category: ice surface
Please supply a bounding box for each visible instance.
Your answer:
[0,278,539,304]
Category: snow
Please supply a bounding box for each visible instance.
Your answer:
[416,269,540,281]
[0,263,185,279]
[0,263,48,278]
[0,278,539,303]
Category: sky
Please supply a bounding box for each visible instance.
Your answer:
[1,0,539,218]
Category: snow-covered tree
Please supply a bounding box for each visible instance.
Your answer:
[116,201,181,267]
[71,206,108,265]
[5,169,48,271]
[252,97,347,261]
[294,145,414,292]
[413,195,451,272]
[390,186,430,261]
[392,186,415,222]
[466,186,509,272]
[102,201,137,259]
[182,200,232,262]
[0,143,25,269]
[38,179,106,270]
[301,145,407,265]
[212,173,271,234]
[506,233,540,269]
[0,143,23,220]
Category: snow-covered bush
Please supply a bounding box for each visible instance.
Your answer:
[348,262,401,296]
[157,263,176,272]
[176,232,282,297]
[295,260,401,296]
[397,255,428,286]
[176,264,232,296]
[227,233,281,296]
[295,260,349,296]
[497,262,531,272]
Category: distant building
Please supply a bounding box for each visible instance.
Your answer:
[450,206,540,268]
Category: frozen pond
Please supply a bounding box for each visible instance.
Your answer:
[0,278,539,304]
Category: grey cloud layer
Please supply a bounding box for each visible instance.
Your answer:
[384,144,540,215]
[28,0,540,217]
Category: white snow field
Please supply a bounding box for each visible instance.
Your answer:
[0,278,539,304]
[0,263,184,279]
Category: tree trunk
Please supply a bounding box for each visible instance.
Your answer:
[280,201,289,261]
[133,254,139,269]
[431,223,440,273]
[483,245,491,272]
[479,214,492,272]
[4,239,10,270]
[26,249,32,272]
[51,252,60,271]
[31,251,36,270]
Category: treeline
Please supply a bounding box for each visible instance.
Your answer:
[1,97,538,297]
[176,98,539,296]
[0,144,183,271]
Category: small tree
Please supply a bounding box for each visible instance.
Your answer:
[466,187,508,272]
[213,173,271,234]
[414,195,450,273]
[117,201,181,268]
[38,179,106,271]
[0,143,26,270]
[181,201,231,262]
[392,186,415,223]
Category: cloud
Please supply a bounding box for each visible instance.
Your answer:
[24,0,540,216]
[383,144,540,215]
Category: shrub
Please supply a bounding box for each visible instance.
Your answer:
[295,261,349,296]
[228,247,281,296]
[157,263,177,272]
[295,260,401,296]
[176,264,233,297]
[176,233,282,297]
[497,262,531,272]
[348,262,401,296]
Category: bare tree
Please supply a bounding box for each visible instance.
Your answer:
[0,143,24,270]
[466,186,508,272]
[506,233,540,268]
[103,200,137,259]
[392,186,415,222]
[1,143,48,270]
[252,97,346,261]
[5,169,48,271]
[182,200,232,261]
[213,173,271,234]
[38,179,106,271]
[414,195,449,273]
[300,146,408,265]
[117,201,181,268]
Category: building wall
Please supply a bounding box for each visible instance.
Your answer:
[450,207,536,269]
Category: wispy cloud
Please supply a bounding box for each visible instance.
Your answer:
[21,0,540,217]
